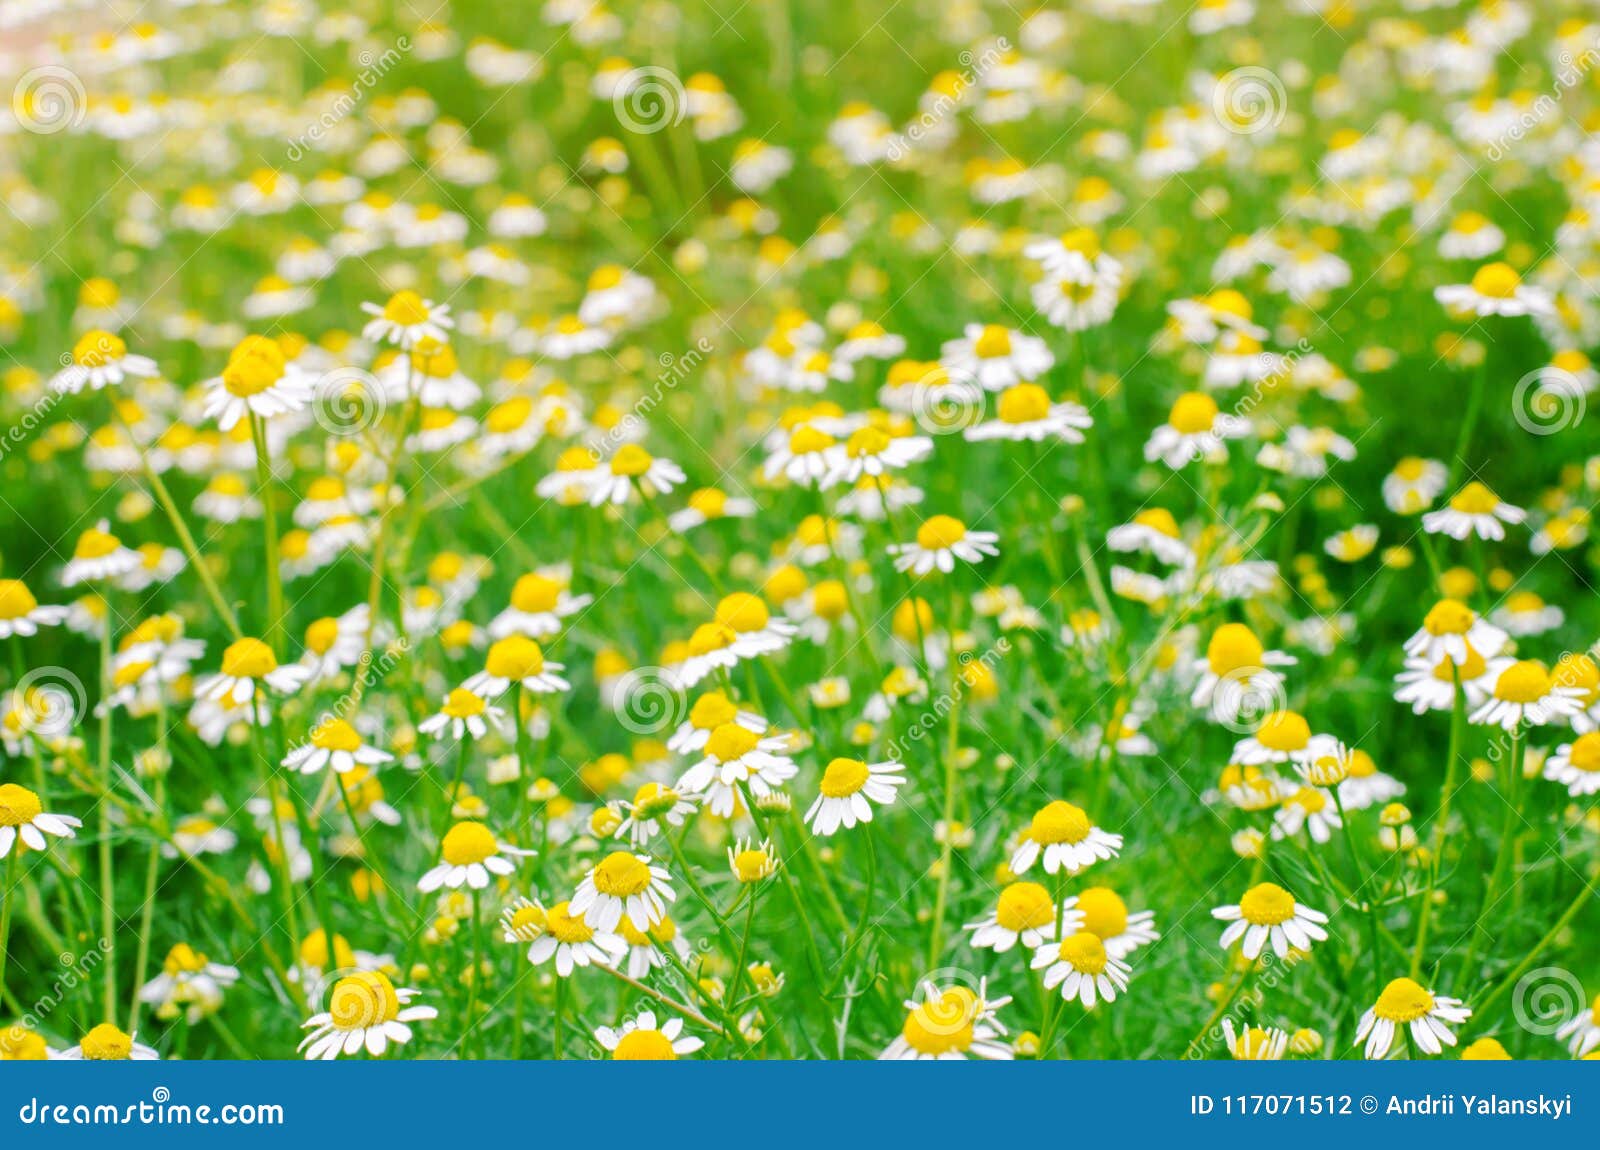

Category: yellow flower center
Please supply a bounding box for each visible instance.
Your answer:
[382,290,431,325]
[687,622,736,656]
[1431,645,1487,681]
[819,757,870,797]
[1422,599,1475,636]
[1076,887,1130,939]
[484,636,546,680]
[973,324,1012,358]
[609,443,653,477]
[732,848,773,882]
[410,338,459,379]
[1373,977,1436,1023]
[545,901,594,944]
[443,688,487,718]
[1029,800,1092,845]
[593,851,652,896]
[1057,931,1109,974]
[74,527,123,560]
[1568,732,1600,773]
[1493,660,1552,704]
[787,425,836,455]
[1255,710,1311,752]
[994,881,1054,932]
[845,426,892,458]
[0,783,44,828]
[1168,391,1219,434]
[704,722,761,762]
[916,515,968,550]
[688,488,728,518]
[440,821,498,866]
[486,397,534,435]
[328,970,401,1029]
[901,990,977,1055]
[510,573,562,613]
[998,383,1051,424]
[220,636,278,678]
[162,942,209,976]
[1448,482,1501,515]
[1206,623,1265,677]
[221,335,288,397]
[304,616,340,654]
[0,580,39,619]
[688,691,738,730]
[73,330,126,368]
[310,718,363,752]
[613,1028,677,1059]
[78,1023,134,1061]
[715,592,770,634]
[1469,262,1521,299]
[1238,882,1297,926]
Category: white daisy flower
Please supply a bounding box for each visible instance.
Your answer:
[940,323,1054,391]
[804,757,907,835]
[1355,978,1471,1059]
[50,329,158,394]
[1212,883,1330,959]
[888,515,1000,575]
[526,900,626,977]
[0,783,82,858]
[1009,801,1122,876]
[416,821,533,892]
[360,290,453,348]
[1421,482,1526,541]
[1031,931,1131,1008]
[594,1009,705,1059]
[281,717,392,776]
[461,636,569,698]
[569,850,676,932]
[298,971,437,1060]
[964,881,1058,954]
[676,723,798,818]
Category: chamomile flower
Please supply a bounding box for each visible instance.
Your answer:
[58,1024,160,1061]
[282,717,393,776]
[964,383,1094,443]
[50,329,158,394]
[1221,1020,1289,1060]
[941,323,1053,390]
[570,850,675,931]
[1470,659,1587,730]
[489,572,592,640]
[585,444,686,505]
[888,515,1000,575]
[137,944,240,1023]
[0,579,69,639]
[418,687,508,742]
[677,723,797,817]
[727,837,779,883]
[1556,996,1600,1057]
[61,520,142,586]
[298,971,436,1060]
[1422,482,1526,541]
[297,605,370,681]
[615,782,697,845]
[667,487,758,532]
[964,881,1057,953]
[528,900,627,976]
[1058,887,1161,959]
[822,424,932,487]
[1233,709,1317,766]
[202,334,313,431]
[416,821,533,891]
[0,783,81,857]
[1031,931,1131,1008]
[1273,786,1344,844]
[595,1009,704,1060]
[1106,508,1191,566]
[1403,599,1508,667]
[462,635,569,698]
[666,690,766,754]
[1382,457,1448,514]
[360,290,453,348]
[194,637,313,707]
[1212,883,1329,959]
[880,980,1014,1060]
[1542,732,1600,797]
[1490,591,1563,637]
[1144,391,1249,469]
[1190,624,1295,724]
[804,757,906,835]
[1355,978,1471,1059]
[1434,262,1552,317]
[1009,800,1122,876]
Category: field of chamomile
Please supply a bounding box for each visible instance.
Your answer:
[0,0,1598,1063]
